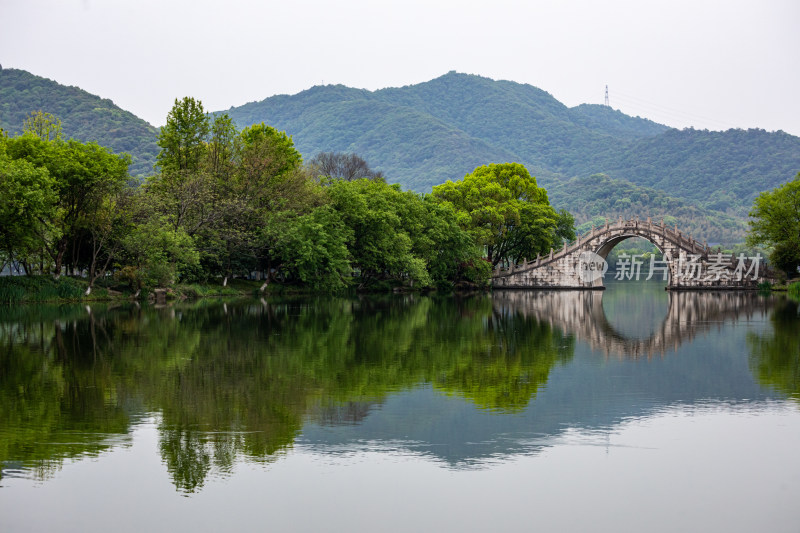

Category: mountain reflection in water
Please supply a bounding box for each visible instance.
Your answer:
[0,286,797,493]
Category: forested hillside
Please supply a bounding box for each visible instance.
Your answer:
[223,71,800,239]
[223,72,671,191]
[4,67,798,245]
[581,128,800,214]
[547,174,746,243]
[0,68,158,175]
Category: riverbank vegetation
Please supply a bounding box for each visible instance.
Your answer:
[747,173,800,278]
[1,100,571,301]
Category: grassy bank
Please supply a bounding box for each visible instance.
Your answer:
[0,276,267,304]
[0,276,107,303]
[0,275,436,304]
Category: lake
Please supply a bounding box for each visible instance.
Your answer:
[1,281,799,532]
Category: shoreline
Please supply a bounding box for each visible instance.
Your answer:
[2,275,796,305]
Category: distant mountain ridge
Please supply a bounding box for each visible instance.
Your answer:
[0,68,158,176]
[224,72,672,191]
[222,71,800,239]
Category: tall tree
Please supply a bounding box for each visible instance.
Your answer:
[207,113,238,182]
[156,97,209,173]
[214,123,306,282]
[238,123,302,196]
[149,98,217,235]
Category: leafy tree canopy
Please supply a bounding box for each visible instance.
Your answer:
[747,173,800,276]
[432,163,570,267]
[2,129,131,276]
[156,97,210,173]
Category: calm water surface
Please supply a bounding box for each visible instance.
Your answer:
[1,281,799,532]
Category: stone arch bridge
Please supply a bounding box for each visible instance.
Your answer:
[492,217,771,290]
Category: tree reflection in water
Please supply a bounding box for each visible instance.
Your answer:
[1,290,796,493]
[0,295,573,491]
[748,297,800,400]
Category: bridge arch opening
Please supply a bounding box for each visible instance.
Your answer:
[593,235,670,287]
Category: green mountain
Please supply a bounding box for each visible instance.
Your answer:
[0,68,158,176]
[223,71,800,241]
[581,127,800,213]
[548,174,747,243]
[223,72,671,191]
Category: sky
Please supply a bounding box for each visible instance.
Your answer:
[1,0,798,135]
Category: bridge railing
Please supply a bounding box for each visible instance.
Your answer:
[493,217,719,277]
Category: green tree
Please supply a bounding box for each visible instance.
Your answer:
[149,98,218,237]
[207,113,238,182]
[238,123,302,195]
[432,163,567,267]
[156,97,209,173]
[144,100,317,286]
[22,110,62,142]
[327,179,432,288]
[747,173,800,276]
[411,198,488,289]
[553,209,577,247]
[0,139,58,272]
[211,123,307,283]
[271,206,353,290]
[79,189,137,293]
[120,217,200,289]
[4,134,131,276]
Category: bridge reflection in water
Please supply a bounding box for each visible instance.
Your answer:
[492,286,771,358]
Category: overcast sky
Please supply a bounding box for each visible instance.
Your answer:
[1,0,798,135]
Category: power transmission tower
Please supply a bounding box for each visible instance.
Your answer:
[604,85,609,107]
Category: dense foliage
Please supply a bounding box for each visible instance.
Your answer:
[0,68,158,176]
[432,163,574,267]
[6,99,556,292]
[746,173,800,276]
[0,113,131,286]
[582,128,800,215]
